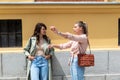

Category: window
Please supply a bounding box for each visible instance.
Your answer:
[118,19,120,46]
[0,19,22,47]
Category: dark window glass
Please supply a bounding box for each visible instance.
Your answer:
[118,19,120,46]
[0,19,22,47]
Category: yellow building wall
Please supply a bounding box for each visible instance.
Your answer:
[0,4,119,52]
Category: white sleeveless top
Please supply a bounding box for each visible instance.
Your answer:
[36,40,45,57]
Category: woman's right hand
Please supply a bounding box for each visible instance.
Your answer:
[50,26,58,34]
[27,55,35,61]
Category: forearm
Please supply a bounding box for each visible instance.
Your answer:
[52,44,61,49]
[57,31,68,38]
[58,32,87,42]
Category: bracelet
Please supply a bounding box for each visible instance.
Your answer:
[57,32,62,35]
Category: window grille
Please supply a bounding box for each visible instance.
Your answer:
[0,19,22,47]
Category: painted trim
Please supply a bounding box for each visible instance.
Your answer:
[0,3,120,14]
[0,2,120,5]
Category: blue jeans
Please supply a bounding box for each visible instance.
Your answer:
[70,57,85,80]
[30,56,48,80]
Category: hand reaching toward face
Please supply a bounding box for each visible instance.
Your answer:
[50,26,58,34]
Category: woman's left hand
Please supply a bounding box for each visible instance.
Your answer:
[48,44,54,49]
[45,55,51,59]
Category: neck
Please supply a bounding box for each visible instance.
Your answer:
[39,35,44,41]
[77,31,83,35]
[39,35,43,38]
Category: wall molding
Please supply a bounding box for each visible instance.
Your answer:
[0,2,120,14]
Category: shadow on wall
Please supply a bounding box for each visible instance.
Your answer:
[52,51,71,80]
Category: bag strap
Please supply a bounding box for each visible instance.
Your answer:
[87,38,92,54]
[79,38,91,54]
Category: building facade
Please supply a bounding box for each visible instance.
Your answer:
[0,1,120,80]
[0,1,120,50]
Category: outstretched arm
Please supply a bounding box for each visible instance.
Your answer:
[48,44,61,49]
[48,41,72,50]
[50,26,87,42]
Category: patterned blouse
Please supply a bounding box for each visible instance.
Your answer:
[59,33,88,57]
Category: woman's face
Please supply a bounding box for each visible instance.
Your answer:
[40,26,46,35]
[73,23,82,34]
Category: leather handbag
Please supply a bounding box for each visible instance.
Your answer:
[78,39,94,67]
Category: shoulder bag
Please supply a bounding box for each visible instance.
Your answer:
[78,39,94,67]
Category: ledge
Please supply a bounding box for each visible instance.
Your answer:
[0,2,120,14]
[0,2,120,5]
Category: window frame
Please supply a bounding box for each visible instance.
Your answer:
[0,19,22,48]
[118,18,120,46]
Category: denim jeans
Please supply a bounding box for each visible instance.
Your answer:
[70,57,85,80]
[30,56,48,80]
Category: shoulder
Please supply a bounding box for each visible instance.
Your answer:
[80,34,87,37]
[30,36,37,40]
[47,37,51,44]
[79,34,87,39]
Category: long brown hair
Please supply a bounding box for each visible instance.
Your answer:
[32,23,50,43]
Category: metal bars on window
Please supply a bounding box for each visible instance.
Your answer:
[0,19,22,47]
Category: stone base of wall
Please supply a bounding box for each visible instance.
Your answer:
[1,74,120,80]
[0,77,26,80]
[0,50,120,80]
